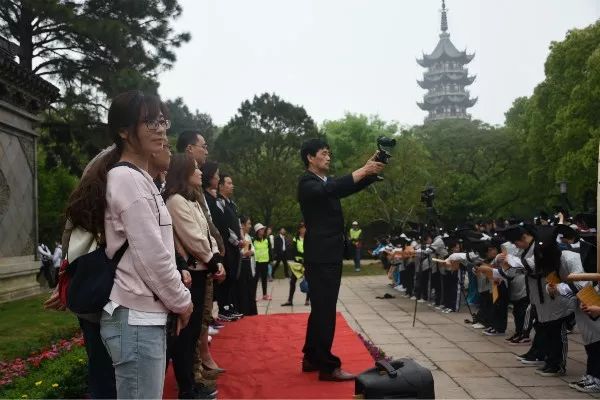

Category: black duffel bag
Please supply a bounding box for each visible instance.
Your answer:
[355,358,435,399]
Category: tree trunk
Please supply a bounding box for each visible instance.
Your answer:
[17,2,34,71]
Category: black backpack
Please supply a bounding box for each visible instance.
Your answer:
[66,162,140,314]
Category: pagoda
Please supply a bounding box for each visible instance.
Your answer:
[417,0,477,123]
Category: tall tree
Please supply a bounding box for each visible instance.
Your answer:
[0,0,190,105]
[166,97,218,144]
[214,93,320,227]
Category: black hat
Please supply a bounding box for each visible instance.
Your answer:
[498,224,529,243]
[555,224,579,241]
[574,213,597,230]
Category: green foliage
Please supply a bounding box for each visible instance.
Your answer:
[0,294,79,361]
[322,114,431,229]
[0,346,88,399]
[504,21,600,212]
[214,93,320,227]
[166,98,219,144]
[0,0,189,102]
[37,145,78,244]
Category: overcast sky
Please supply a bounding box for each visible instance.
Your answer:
[159,0,600,128]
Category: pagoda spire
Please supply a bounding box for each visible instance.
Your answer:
[441,0,448,32]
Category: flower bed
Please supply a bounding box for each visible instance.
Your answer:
[0,335,87,399]
[357,333,392,362]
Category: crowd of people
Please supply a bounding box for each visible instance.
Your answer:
[38,89,600,397]
[372,213,600,393]
[43,91,310,399]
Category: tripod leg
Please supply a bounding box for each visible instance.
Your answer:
[412,297,418,327]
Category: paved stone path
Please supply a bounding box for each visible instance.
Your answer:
[255,273,599,399]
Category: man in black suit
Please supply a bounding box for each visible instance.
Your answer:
[298,138,384,381]
[272,227,290,278]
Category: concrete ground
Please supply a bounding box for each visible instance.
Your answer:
[254,274,599,399]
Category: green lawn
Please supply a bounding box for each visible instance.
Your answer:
[0,294,79,361]
[271,260,386,279]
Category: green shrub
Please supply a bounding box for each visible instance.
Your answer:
[0,346,88,399]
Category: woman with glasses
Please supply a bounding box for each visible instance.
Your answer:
[100,91,193,399]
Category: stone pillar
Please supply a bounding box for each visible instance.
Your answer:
[0,36,59,302]
[0,100,43,301]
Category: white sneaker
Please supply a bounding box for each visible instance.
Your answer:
[398,285,406,292]
[410,296,417,300]
[417,299,426,303]
[472,323,485,329]
[577,380,600,393]
[393,285,403,291]
[208,326,219,336]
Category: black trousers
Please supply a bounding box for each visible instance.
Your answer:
[273,256,290,278]
[491,283,509,333]
[523,304,537,336]
[237,259,258,316]
[288,272,310,303]
[476,290,492,326]
[585,340,600,379]
[171,270,207,395]
[512,297,529,335]
[431,271,441,305]
[544,315,570,370]
[79,318,116,399]
[415,269,430,301]
[303,262,342,373]
[404,262,415,297]
[255,262,269,296]
[442,271,460,311]
[217,247,240,313]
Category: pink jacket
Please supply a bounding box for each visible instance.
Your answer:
[104,165,191,314]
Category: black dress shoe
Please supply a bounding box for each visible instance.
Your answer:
[302,358,319,372]
[281,301,293,306]
[318,368,355,381]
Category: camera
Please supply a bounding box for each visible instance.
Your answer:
[420,187,435,208]
[374,136,397,164]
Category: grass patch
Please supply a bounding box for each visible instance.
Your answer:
[0,346,88,399]
[0,294,79,361]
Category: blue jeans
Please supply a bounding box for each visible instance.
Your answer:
[100,307,167,399]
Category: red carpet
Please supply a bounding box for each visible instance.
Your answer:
[164,312,373,399]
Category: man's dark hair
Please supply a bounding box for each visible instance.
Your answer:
[219,173,231,186]
[300,138,329,168]
[176,130,201,153]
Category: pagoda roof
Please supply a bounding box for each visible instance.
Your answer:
[417,95,477,110]
[417,33,475,67]
[418,73,476,88]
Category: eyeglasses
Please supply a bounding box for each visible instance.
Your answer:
[192,143,209,150]
[145,118,171,131]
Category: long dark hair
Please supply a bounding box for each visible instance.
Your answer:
[164,153,202,202]
[65,91,167,240]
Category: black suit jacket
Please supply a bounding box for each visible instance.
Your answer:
[298,171,377,265]
[274,235,288,259]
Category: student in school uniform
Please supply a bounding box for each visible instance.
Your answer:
[441,239,461,314]
[501,224,575,377]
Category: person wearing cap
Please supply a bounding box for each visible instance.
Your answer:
[349,221,363,272]
[252,223,271,301]
[298,138,384,382]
